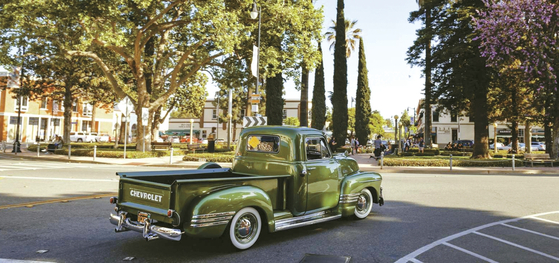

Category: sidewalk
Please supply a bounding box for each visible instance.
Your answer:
[1,148,558,175]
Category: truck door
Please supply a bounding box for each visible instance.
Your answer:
[303,137,341,213]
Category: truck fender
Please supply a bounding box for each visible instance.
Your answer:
[339,171,382,217]
[186,186,274,238]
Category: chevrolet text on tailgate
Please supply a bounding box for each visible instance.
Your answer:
[109,126,384,250]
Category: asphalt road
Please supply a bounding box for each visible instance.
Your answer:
[1,160,558,263]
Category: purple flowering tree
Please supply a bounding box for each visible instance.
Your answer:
[474,0,559,157]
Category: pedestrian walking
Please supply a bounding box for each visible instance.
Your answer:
[373,135,383,160]
[419,137,425,153]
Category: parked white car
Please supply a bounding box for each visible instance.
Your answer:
[95,133,112,142]
[499,143,525,151]
[70,132,97,142]
[69,132,87,142]
[531,142,546,151]
[489,142,504,150]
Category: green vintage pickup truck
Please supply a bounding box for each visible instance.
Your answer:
[109,126,384,250]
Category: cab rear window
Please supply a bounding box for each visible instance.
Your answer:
[247,135,280,153]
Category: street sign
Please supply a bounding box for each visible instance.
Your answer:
[250,94,261,104]
[243,116,267,128]
[117,98,134,115]
[141,107,149,126]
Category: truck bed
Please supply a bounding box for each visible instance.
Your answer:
[116,168,290,223]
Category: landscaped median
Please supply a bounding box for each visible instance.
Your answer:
[27,142,236,160]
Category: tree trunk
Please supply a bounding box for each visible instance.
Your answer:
[424,6,433,148]
[525,120,531,153]
[63,80,73,145]
[553,115,559,159]
[91,102,97,133]
[545,117,552,155]
[300,65,309,127]
[511,121,519,153]
[471,81,490,159]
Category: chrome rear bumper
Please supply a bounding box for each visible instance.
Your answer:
[110,212,183,241]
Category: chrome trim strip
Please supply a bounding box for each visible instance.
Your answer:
[191,216,233,223]
[275,214,342,232]
[339,193,360,203]
[110,213,183,241]
[275,211,327,225]
[190,221,230,228]
[191,211,235,219]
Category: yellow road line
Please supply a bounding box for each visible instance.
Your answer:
[0,193,117,210]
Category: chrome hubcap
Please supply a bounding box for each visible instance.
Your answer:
[235,214,256,243]
[357,195,367,212]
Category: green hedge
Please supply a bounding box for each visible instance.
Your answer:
[182,153,234,163]
[405,148,441,155]
[383,158,514,167]
[53,148,187,158]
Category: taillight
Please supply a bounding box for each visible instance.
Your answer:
[167,209,175,218]
[109,197,118,204]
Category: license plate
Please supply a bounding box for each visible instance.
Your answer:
[137,212,150,224]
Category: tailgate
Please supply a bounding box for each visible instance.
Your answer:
[119,178,173,216]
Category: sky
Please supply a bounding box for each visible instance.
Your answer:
[207,0,425,122]
[1,1,425,122]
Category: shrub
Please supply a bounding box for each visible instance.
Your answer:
[182,153,234,163]
[383,158,513,167]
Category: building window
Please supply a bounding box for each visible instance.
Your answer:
[15,96,29,111]
[29,117,39,126]
[82,120,91,132]
[83,103,92,116]
[451,112,457,122]
[40,98,48,110]
[283,110,287,119]
[9,116,21,125]
[202,130,207,139]
[72,101,78,112]
[212,109,217,119]
[433,110,439,122]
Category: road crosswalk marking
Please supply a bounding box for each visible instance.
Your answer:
[0,161,86,171]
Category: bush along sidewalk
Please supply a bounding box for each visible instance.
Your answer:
[182,153,234,163]
[383,158,515,167]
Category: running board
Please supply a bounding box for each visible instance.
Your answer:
[274,211,342,232]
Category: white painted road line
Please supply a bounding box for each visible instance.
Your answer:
[0,259,56,263]
[502,223,559,241]
[408,258,423,263]
[531,216,559,225]
[473,231,559,261]
[442,242,498,263]
[0,176,116,182]
[395,211,559,263]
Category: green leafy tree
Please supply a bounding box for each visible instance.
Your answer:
[311,44,326,130]
[399,110,412,139]
[369,111,386,138]
[355,38,371,144]
[284,117,300,126]
[332,0,349,150]
[347,108,356,136]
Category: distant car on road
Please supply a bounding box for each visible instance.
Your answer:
[530,142,545,151]
[489,142,504,150]
[499,143,525,151]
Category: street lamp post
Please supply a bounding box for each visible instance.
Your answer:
[190,119,194,145]
[250,0,262,115]
[12,48,24,154]
[493,122,498,154]
[394,115,399,154]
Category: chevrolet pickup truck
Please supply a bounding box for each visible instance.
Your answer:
[109,126,384,250]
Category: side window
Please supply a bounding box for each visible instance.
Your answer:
[247,135,280,153]
[306,137,331,160]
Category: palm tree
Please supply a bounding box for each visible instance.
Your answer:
[325,19,361,58]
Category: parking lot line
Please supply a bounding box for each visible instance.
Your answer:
[502,223,559,241]
[442,242,498,263]
[396,211,559,263]
[473,231,559,261]
[531,216,559,225]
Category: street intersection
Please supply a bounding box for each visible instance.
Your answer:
[0,156,558,262]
